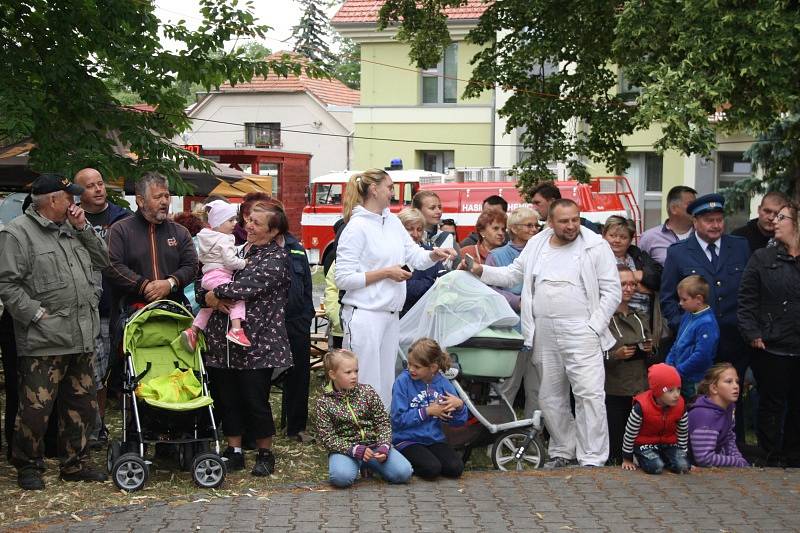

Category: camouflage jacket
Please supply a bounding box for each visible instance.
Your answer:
[0,207,109,357]
[314,382,393,456]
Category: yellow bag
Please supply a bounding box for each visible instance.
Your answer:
[136,368,202,404]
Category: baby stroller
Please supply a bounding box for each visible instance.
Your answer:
[107,300,225,491]
[399,271,546,471]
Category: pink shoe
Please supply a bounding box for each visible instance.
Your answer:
[181,328,198,352]
[226,328,251,347]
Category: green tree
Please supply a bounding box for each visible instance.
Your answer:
[292,0,338,67]
[332,35,360,90]
[378,0,800,198]
[0,0,316,193]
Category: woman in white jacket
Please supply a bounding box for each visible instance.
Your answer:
[335,170,455,407]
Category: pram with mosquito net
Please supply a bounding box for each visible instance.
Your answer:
[398,271,547,470]
[107,300,225,491]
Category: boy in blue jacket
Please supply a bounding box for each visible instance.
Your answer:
[391,338,468,479]
[666,275,720,399]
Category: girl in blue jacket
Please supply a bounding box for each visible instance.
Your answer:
[391,338,468,479]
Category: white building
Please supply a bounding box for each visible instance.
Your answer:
[178,52,359,179]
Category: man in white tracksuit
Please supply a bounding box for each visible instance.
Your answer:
[470,199,621,467]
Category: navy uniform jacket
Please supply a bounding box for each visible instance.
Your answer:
[660,233,750,332]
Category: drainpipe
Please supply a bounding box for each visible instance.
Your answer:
[490,87,496,167]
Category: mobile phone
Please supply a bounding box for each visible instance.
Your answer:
[401,265,411,272]
[464,254,475,271]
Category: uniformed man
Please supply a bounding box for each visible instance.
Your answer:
[660,193,751,441]
[0,174,110,490]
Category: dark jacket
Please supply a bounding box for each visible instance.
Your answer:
[627,245,662,292]
[605,310,650,397]
[105,211,198,326]
[92,203,131,317]
[203,240,292,370]
[284,233,314,323]
[737,244,800,356]
[660,234,750,331]
[732,218,771,253]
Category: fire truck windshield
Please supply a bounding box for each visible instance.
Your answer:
[315,183,343,205]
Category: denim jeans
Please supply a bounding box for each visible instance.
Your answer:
[328,448,413,487]
[634,444,689,474]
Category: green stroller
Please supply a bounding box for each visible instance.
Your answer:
[107,300,226,491]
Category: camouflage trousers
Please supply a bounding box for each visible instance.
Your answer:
[12,353,98,474]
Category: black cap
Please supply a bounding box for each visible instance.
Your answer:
[31,173,84,196]
[687,193,725,217]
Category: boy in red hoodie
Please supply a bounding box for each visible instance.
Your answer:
[621,363,690,474]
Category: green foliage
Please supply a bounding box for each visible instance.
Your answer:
[332,35,361,90]
[0,0,304,194]
[378,0,800,197]
[292,0,338,67]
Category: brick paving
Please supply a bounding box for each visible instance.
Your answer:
[9,467,800,532]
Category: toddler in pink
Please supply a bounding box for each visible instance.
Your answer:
[182,200,250,350]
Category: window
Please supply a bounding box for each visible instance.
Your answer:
[422,44,458,104]
[618,68,642,102]
[245,122,281,148]
[315,183,343,205]
[419,150,455,174]
[718,152,753,187]
[644,153,663,192]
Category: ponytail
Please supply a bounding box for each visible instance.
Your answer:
[342,169,389,223]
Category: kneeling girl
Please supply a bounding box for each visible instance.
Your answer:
[315,349,413,487]
[391,338,467,479]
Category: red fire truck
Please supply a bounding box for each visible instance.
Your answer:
[301,170,640,266]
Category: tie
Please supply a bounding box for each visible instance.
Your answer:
[708,242,719,270]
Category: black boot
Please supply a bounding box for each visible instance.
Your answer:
[251,448,275,477]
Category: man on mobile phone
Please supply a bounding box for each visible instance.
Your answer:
[0,174,110,490]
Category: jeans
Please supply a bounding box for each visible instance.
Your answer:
[328,448,413,488]
[634,444,689,475]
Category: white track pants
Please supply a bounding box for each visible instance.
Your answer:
[498,350,541,419]
[341,306,399,408]
[533,317,609,466]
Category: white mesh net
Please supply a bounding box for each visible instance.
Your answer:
[398,270,520,360]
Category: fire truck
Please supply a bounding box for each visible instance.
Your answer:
[300,169,640,266]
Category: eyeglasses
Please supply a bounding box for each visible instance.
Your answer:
[776,213,797,223]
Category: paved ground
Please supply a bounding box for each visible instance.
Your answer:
[8,467,799,532]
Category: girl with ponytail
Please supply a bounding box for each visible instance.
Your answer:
[334,170,455,407]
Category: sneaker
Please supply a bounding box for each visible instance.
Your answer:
[17,468,45,490]
[251,448,275,477]
[291,431,316,444]
[222,447,245,471]
[61,464,108,482]
[543,456,575,470]
[181,328,198,352]
[226,328,252,347]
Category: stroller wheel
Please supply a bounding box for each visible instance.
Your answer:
[112,453,149,492]
[191,452,226,489]
[491,429,547,471]
[107,441,123,473]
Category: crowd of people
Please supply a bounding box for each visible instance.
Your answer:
[0,167,797,492]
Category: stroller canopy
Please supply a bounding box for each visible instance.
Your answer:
[398,271,519,358]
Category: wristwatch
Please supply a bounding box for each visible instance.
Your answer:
[167,278,178,293]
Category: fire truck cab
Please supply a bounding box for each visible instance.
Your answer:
[301,170,640,266]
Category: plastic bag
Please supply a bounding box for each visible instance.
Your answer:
[136,368,202,404]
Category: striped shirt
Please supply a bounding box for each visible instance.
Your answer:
[689,427,749,467]
[622,403,688,460]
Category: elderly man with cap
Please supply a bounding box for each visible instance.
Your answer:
[660,193,751,441]
[0,174,110,490]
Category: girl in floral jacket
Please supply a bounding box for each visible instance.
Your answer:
[315,349,413,487]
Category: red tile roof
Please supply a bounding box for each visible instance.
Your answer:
[218,52,360,106]
[332,0,488,24]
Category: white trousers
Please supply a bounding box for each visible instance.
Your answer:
[533,317,609,466]
[341,306,399,408]
[498,350,541,419]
